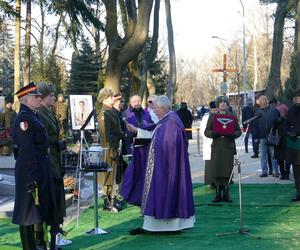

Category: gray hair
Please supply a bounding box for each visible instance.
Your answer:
[156,95,171,110]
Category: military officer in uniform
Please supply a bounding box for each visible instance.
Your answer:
[205,96,241,203]
[36,83,71,249]
[97,88,123,211]
[0,100,17,155]
[54,94,69,139]
[12,82,56,250]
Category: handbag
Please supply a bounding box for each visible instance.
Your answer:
[266,129,281,147]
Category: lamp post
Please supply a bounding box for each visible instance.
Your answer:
[239,0,247,107]
[212,35,231,56]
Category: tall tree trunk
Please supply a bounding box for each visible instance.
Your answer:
[253,36,258,91]
[128,0,160,97]
[14,0,21,105]
[165,0,176,103]
[295,0,300,91]
[128,59,141,95]
[24,0,31,84]
[38,0,45,80]
[265,0,297,98]
[103,0,154,93]
[51,14,63,57]
[147,72,156,95]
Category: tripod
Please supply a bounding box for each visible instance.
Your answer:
[216,123,261,239]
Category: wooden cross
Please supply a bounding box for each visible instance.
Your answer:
[212,54,238,82]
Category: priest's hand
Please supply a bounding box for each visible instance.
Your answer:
[126,123,138,133]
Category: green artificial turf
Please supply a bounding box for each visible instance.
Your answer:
[1,184,300,250]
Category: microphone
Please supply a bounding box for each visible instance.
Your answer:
[243,113,263,125]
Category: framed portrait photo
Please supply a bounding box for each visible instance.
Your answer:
[70,95,95,130]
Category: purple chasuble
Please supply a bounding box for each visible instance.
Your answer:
[120,144,149,206]
[141,111,195,219]
[124,107,153,128]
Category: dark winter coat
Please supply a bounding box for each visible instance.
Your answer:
[37,105,66,222]
[204,111,242,179]
[241,106,254,130]
[272,117,288,161]
[177,107,194,139]
[12,104,56,226]
[252,106,280,139]
[98,104,123,186]
[286,104,300,165]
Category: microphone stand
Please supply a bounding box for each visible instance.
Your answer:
[216,123,261,239]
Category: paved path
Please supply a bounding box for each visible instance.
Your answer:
[189,120,293,185]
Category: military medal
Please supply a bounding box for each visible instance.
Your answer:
[217,117,233,129]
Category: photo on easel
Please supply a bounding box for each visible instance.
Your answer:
[70,95,95,130]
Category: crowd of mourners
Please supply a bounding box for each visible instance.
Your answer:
[240,93,300,202]
[1,83,300,248]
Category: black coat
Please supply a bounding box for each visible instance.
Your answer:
[12,104,56,226]
[241,106,254,130]
[272,117,288,161]
[177,108,193,139]
[252,106,279,139]
[286,105,300,165]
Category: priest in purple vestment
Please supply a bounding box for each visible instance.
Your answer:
[124,95,195,232]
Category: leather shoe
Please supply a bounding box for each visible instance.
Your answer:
[251,154,259,158]
[291,195,300,202]
[260,173,268,177]
[129,228,147,235]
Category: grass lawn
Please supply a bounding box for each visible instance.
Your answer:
[1,184,300,250]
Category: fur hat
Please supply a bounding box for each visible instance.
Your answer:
[216,95,229,106]
[36,82,55,98]
[97,88,113,103]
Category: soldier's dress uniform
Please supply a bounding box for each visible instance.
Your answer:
[38,105,66,222]
[205,104,241,202]
[98,103,123,210]
[0,104,17,155]
[54,98,69,139]
[12,83,56,250]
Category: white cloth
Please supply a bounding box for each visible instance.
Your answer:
[143,215,195,232]
[148,108,159,124]
[200,113,213,160]
[137,128,153,138]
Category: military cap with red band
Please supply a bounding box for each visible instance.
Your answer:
[14,82,42,99]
